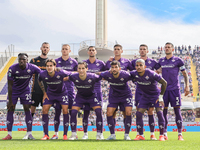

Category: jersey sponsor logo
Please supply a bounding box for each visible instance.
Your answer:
[146,66,152,70]
[75,85,92,89]
[87,69,100,73]
[15,75,31,79]
[109,82,125,86]
[161,64,175,68]
[137,81,151,85]
[46,81,62,84]
[145,76,149,80]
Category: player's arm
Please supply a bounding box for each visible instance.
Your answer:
[156,67,162,74]
[38,79,49,102]
[158,78,167,107]
[7,80,14,110]
[181,70,190,96]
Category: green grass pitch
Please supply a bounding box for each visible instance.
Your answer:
[0,131,199,150]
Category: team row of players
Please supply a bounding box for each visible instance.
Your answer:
[3,42,189,141]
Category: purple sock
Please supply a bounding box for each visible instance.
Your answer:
[25,111,32,132]
[63,114,69,135]
[54,109,61,132]
[157,111,165,135]
[70,110,78,132]
[7,111,14,132]
[107,116,115,134]
[83,110,90,133]
[125,115,131,134]
[163,109,168,133]
[136,111,143,135]
[113,118,116,128]
[95,108,103,133]
[148,115,155,133]
[174,108,182,134]
[42,114,49,136]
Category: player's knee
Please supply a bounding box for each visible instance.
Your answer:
[106,111,113,117]
[42,109,48,114]
[125,111,131,116]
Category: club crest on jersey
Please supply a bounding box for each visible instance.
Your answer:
[70,61,73,64]
[15,71,19,73]
[96,63,99,66]
[172,59,175,62]
[148,61,151,64]
[88,79,92,83]
[162,60,165,62]
[121,60,125,63]
[57,75,60,79]
[58,61,61,63]
[27,69,31,73]
[75,80,79,82]
[145,76,149,80]
[120,78,124,81]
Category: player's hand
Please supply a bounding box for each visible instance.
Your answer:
[159,101,164,107]
[184,86,190,96]
[43,93,49,103]
[63,77,69,81]
[7,101,14,110]
[108,56,114,61]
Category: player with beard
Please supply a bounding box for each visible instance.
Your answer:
[158,42,189,140]
[130,59,167,141]
[82,46,105,140]
[30,42,50,118]
[105,44,133,130]
[131,44,160,140]
[50,44,78,139]
[100,60,133,140]
[3,53,41,140]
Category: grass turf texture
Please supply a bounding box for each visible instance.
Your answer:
[0,131,199,150]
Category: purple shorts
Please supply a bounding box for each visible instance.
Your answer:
[163,89,181,107]
[9,91,32,105]
[107,97,133,109]
[83,92,102,111]
[43,92,69,106]
[73,95,101,108]
[137,96,161,109]
[53,93,74,109]
[134,89,142,107]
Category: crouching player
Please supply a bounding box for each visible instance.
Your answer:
[67,62,103,140]
[100,60,133,140]
[130,59,167,141]
[38,59,71,140]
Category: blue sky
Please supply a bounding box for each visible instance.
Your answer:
[0,0,200,54]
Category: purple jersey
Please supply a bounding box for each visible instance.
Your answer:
[69,73,102,98]
[130,69,162,99]
[158,56,185,91]
[7,63,41,94]
[105,57,133,71]
[132,58,160,93]
[84,59,105,92]
[55,57,78,92]
[38,69,71,94]
[100,70,132,100]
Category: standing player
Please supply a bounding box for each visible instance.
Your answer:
[130,59,167,141]
[105,44,133,128]
[38,59,71,140]
[3,53,41,140]
[67,62,103,140]
[158,42,189,140]
[30,42,50,118]
[100,60,133,140]
[131,44,160,140]
[50,44,78,139]
[82,46,105,139]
